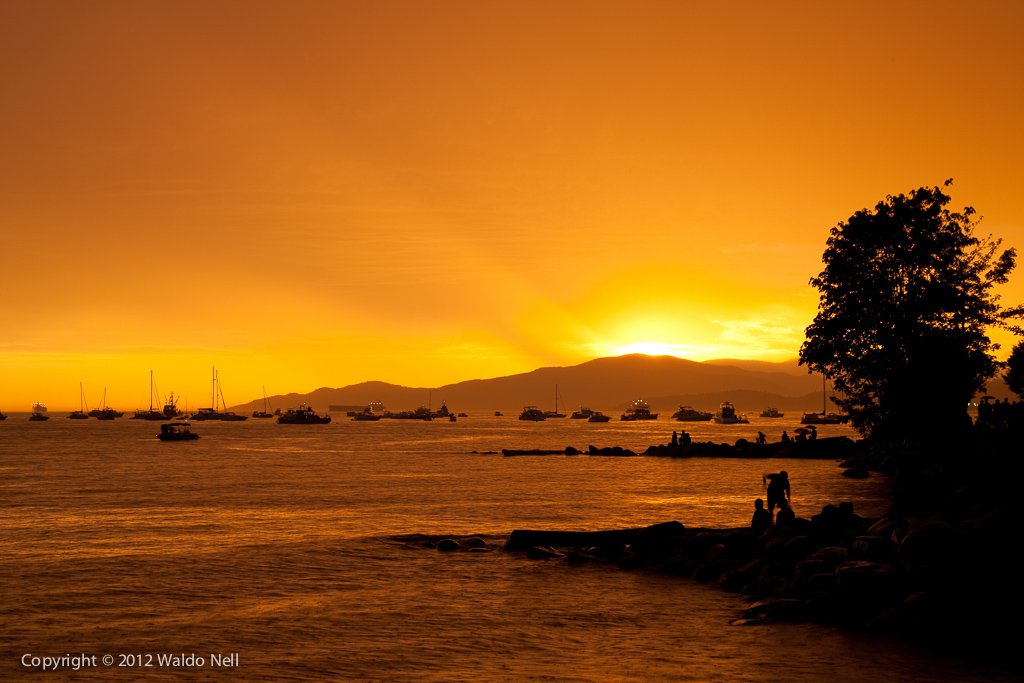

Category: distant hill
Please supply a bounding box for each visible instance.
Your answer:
[229,354,830,415]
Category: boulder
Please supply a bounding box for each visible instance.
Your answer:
[743,598,817,622]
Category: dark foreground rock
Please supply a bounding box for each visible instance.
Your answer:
[496,502,1020,665]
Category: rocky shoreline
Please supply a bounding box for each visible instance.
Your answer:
[407,492,1016,666]
[500,435,860,460]
[438,434,1020,665]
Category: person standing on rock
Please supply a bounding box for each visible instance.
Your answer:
[763,470,790,517]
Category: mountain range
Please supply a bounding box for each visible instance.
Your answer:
[231,353,1018,416]
[230,354,840,415]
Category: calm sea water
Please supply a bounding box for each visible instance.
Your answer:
[0,415,1014,681]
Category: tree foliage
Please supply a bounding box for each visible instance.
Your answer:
[799,183,1023,445]
[1005,341,1024,399]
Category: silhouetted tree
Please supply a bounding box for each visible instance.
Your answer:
[800,182,1023,448]
[1005,341,1024,399]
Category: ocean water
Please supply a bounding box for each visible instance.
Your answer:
[0,415,1014,681]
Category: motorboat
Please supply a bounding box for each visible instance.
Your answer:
[621,399,658,421]
[518,406,546,421]
[672,405,713,421]
[587,412,611,423]
[30,402,49,421]
[157,423,199,441]
[760,407,785,418]
[277,404,332,424]
[713,401,749,424]
[571,407,595,419]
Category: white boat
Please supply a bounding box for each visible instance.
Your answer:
[30,402,49,421]
[713,401,749,424]
[621,398,658,421]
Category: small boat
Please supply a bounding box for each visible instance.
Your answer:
[800,374,848,424]
[68,382,90,419]
[190,368,247,421]
[352,407,382,421]
[383,406,433,420]
[0,412,7,420]
[713,401,749,424]
[132,371,174,420]
[620,398,658,421]
[157,422,199,441]
[89,387,123,420]
[760,407,785,418]
[544,385,566,418]
[29,402,49,421]
[277,404,332,424]
[588,412,611,423]
[518,406,546,421]
[672,405,713,422]
[571,407,595,419]
[800,412,848,425]
[494,411,503,417]
[252,386,275,418]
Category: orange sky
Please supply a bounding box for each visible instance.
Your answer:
[2,0,1023,410]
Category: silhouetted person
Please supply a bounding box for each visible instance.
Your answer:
[808,425,817,440]
[795,429,807,442]
[780,431,790,444]
[756,431,766,446]
[775,499,796,528]
[681,431,691,446]
[764,470,790,514]
[671,431,679,447]
[751,498,771,535]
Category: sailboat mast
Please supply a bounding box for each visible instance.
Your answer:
[555,384,559,414]
[211,367,217,410]
[149,370,154,411]
[822,374,827,414]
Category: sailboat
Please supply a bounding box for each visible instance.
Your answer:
[68,382,90,419]
[544,384,566,418]
[190,368,247,421]
[132,371,167,420]
[252,386,274,418]
[90,387,124,420]
[800,375,849,424]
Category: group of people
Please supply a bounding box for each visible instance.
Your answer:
[669,430,692,447]
[976,397,1024,431]
[751,470,792,534]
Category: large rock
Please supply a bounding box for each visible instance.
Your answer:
[743,598,817,622]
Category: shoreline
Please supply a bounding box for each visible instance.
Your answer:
[408,495,1018,669]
